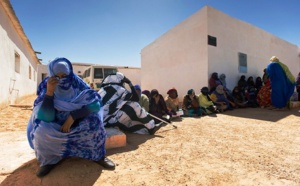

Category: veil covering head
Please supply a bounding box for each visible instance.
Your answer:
[34,57,97,111]
[269,56,279,62]
[101,72,125,86]
[216,85,224,94]
[201,87,209,95]
[134,84,141,91]
[187,89,194,95]
[48,58,76,101]
[167,88,178,98]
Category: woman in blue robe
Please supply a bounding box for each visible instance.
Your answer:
[266,56,295,109]
[27,57,115,178]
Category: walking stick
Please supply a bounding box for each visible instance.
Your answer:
[148,113,178,129]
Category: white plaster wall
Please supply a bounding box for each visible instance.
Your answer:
[141,5,300,99]
[0,5,38,107]
[141,7,209,100]
[207,6,300,91]
[37,64,48,85]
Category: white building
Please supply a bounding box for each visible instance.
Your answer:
[141,6,300,99]
[0,0,40,108]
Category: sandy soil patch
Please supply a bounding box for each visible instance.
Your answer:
[0,95,299,186]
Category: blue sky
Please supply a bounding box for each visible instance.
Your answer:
[10,0,300,67]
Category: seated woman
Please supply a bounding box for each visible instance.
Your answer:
[256,78,272,108]
[255,76,263,92]
[231,86,248,108]
[198,87,219,114]
[165,88,183,118]
[149,89,172,123]
[210,85,235,112]
[134,84,149,112]
[246,76,258,107]
[182,89,204,116]
[237,75,247,102]
[27,58,115,178]
[98,72,162,135]
[142,90,150,99]
[209,72,222,93]
[219,73,231,95]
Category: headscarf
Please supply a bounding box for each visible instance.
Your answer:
[167,88,176,95]
[247,76,255,86]
[34,57,99,111]
[297,72,300,85]
[201,87,209,95]
[100,72,124,87]
[269,56,295,83]
[167,88,178,98]
[134,84,142,96]
[219,74,226,87]
[211,72,219,80]
[187,89,194,95]
[134,84,141,91]
[150,89,159,98]
[51,61,70,76]
[48,58,75,100]
[216,85,224,94]
[142,90,150,98]
[201,87,212,101]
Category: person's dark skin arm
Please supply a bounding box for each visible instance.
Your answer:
[123,76,139,102]
[129,83,139,102]
[69,101,100,120]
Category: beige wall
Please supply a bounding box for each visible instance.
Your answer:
[141,6,300,100]
[141,7,208,100]
[118,67,141,86]
[0,3,38,108]
[207,6,300,90]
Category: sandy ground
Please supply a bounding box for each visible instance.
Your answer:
[0,95,300,186]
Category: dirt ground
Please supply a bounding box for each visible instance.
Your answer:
[0,95,299,186]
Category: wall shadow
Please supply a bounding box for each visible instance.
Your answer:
[219,107,300,122]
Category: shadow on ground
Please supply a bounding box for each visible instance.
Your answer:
[1,158,104,186]
[220,107,300,122]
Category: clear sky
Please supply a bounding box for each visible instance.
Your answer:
[10,0,300,67]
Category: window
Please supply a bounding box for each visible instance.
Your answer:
[104,68,118,78]
[238,52,247,73]
[94,68,103,79]
[208,35,217,47]
[42,73,48,81]
[15,52,20,73]
[29,66,32,79]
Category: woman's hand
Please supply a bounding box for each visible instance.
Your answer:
[46,76,59,96]
[61,115,74,133]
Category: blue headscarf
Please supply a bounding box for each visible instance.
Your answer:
[34,57,100,111]
[134,84,141,91]
[48,58,75,100]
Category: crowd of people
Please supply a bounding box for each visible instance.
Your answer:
[26,56,298,178]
